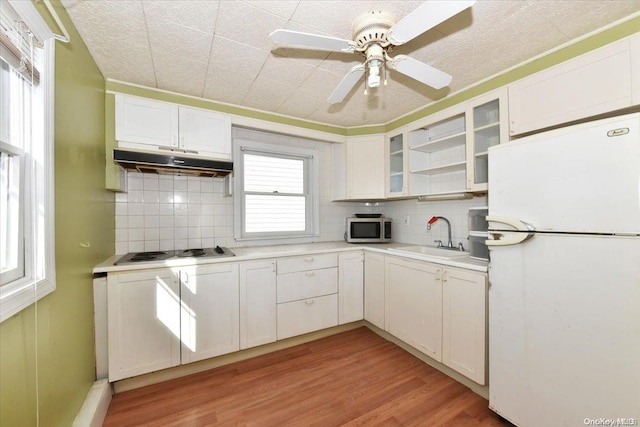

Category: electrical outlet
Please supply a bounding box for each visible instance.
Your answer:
[403,216,410,226]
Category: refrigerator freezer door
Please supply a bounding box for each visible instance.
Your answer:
[488,113,640,234]
[488,233,640,426]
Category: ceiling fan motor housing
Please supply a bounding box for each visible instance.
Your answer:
[352,10,395,51]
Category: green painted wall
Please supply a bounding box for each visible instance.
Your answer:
[0,1,112,426]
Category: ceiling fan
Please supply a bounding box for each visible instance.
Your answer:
[270,0,475,104]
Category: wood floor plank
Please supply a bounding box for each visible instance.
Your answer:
[104,327,513,427]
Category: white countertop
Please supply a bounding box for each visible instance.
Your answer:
[93,241,488,274]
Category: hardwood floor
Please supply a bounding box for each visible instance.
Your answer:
[104,327,513,426]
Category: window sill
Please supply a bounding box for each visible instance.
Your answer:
[0,277,55,323]
[235,234,320,247]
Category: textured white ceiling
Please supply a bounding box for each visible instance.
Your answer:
[60,0,640,128]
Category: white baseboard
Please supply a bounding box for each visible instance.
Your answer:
[73,379,112,427]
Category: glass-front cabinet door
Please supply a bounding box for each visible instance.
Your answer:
[386,130,408,197]
[466,89,508,191]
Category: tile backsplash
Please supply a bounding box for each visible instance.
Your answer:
[380,196,488,249]
[114,128,487,255]
[114,128,358,254]
[115,173,234,254]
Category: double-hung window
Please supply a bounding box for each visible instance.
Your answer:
[0,0,55,322]
[234,140,319,243]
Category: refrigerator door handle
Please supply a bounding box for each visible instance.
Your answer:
[486,216,535,232]
[487,231,534,246]
[486,216,536,247]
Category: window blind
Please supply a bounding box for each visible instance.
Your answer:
[242,152,309,235]
[0,1,40,84]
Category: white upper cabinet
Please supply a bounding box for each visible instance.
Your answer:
[115,94,232,160]
[385,129,408,198]
[331,142,346,200]
[115,95,178,148]
[407,106,467,197]
[508,37,638,136]
[465,89,508,192]
[178,106,232,159]
[345,134,385,200]
[632,33,640,105]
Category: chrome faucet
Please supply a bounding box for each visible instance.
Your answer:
[428,216,463,251]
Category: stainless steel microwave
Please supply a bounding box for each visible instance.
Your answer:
[346,217,391,243]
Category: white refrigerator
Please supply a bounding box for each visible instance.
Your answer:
[487,113,640,427]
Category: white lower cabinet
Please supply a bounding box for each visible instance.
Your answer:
[105,250,486,384]
[107,263,239,381]
[381,255,487,385]
[180,264,240,364]
[107,268,181,382]
[276,254,339,340]
[338,251,364,324]
[239,260,277,350]
[277,294,339,340]
[386,256,443,361]
[277,268,338,303]
[364,252,386,329]
[442,267,487,385]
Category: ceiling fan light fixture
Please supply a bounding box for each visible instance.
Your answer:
[367,59,381,88]
[270,1,476,105]
[364,43,384,90]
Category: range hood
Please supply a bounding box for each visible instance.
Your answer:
[113,148,233,177]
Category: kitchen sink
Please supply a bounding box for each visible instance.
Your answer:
[387,246,470,260]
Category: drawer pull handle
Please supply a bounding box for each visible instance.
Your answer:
[305,299,315,305]
[305,271,315,277]
[304,257,314,262]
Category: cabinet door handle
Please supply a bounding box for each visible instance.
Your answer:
[442,270,448,283]
[305,271,315,277]
[305,299,315,305]
[435,269,442,281]
[304,257,314,262]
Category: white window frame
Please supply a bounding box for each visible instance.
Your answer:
[0,0,56,323]
[233,139,319,245]
[0,142,26,285]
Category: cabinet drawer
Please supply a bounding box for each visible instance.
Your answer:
[277,294,338,340]
[277,253,337,274]
[277,267,338,303]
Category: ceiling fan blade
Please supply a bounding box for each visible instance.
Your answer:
[387,0,475,45]
[328,64,365,104]
[270,29,355,52]
[390,55,452,89]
